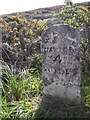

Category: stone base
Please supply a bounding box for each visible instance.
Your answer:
[43,82,81,105]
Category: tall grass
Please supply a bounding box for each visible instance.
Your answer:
[81,71,90,108]
[0,62,43,119]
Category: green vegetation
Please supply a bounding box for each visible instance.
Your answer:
[53,3,89,28]
[1,13,44,119]
[2,13,44,45]
[0,61,43,119]
[0,2,90,119]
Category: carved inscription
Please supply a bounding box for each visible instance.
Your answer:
[42,24,81,103]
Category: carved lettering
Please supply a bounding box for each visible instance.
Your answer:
[53,55,61,63]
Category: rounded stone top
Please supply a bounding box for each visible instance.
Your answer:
[42,24,80,41]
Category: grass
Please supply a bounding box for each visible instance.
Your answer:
[81,71,90,108]
[0,62,43,119]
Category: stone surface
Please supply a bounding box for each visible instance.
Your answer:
[0,23,2,101]
[42,24,81,104]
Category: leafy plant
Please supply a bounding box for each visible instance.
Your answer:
[30,54,42,76]
[2,13,44,46]
[53,3,90,28]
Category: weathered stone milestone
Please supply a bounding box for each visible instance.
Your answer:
[42,24,81,104]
